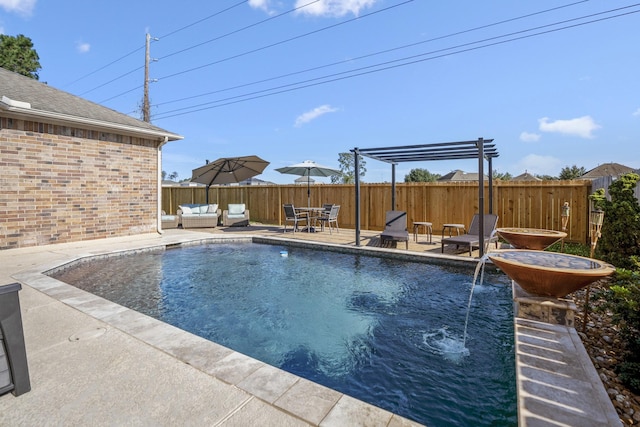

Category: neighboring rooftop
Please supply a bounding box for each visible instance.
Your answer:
[295,176,316,184]
[437,169,488,182]
[581,162,635,179]
[512,171,542,181]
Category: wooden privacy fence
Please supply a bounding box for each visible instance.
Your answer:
[162,180,593,243]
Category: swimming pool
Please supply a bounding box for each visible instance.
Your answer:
[51,242,516,426]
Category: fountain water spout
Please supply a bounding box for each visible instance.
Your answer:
[463,229,499,348]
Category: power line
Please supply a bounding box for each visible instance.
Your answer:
[76,0,322,98]
[64,1,249,92]
[158,0,321,61]
[153,6,640,120]
[80,65,144,96]
[97,0,412,105]
[155,0,248,39]
[155,0,414,81]
[62,45,144,88]
[154,0,593,108]
[100,84,144,104]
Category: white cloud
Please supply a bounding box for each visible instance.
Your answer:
[295,104,339,127]
[248,0,276,14]
[633,108,640,117]
[0,0,36,15]
[515,154,562,177]
[538,115,601,139]
[249,0,378,17]
[519,132,541,142]
[296,0,377,17]
[76,41,90,54]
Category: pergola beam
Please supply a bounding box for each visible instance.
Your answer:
[352,138,499,257]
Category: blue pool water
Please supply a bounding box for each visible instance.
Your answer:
[52,243,516,426]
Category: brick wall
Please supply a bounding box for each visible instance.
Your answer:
[0,125,160,249]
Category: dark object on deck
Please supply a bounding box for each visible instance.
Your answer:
[0,282,31,396]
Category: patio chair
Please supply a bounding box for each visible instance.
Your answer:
[223,204,250,227]
[441,213,499,256]
[161,210,179,229]
[380,210,409,249]
[316,205,340,234]
[283,204,308,233]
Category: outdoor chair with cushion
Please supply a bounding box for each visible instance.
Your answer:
[316,204,340,234]
[320,203,334,216]
[223,204,250,227]
[441,213,499,256]
[161,210,179,229]
[380,210,409,249]
[283,204,308,233]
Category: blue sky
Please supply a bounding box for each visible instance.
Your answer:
[2,0,639,184]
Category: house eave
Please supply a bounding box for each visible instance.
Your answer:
[0,103,183,142]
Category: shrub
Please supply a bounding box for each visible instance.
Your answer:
[589,173,640,393]
[546,240,590,257]
[597,269,640,393]
[595,173,640,270]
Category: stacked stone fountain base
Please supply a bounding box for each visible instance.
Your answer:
[512,281,577,327]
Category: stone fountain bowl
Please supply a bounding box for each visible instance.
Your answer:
[496,227,567,250]
[488,249,615,298]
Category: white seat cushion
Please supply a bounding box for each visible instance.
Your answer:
[228,204,245,215]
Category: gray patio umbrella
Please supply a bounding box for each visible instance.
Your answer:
[275,160,341,207]
[191,155,269,203]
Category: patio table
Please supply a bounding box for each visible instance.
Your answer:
[442,223,466,239]
[413,221,433,244]
[295,207,324,232]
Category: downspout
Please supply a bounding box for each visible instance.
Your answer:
[157,136,169,234]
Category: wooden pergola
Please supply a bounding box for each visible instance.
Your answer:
[352,138,500,256]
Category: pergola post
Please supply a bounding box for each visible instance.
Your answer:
[353,139,498,255]
[391,163,396,210]
[353,148,361,247]
[488,156,494,214]
[477,137,485,257]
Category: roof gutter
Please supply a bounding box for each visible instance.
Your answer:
[0,102,183,142]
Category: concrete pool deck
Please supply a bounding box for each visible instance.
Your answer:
[0,227,620,426]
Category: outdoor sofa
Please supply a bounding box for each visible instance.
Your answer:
[178,204,221,228]
[223,204,250,227]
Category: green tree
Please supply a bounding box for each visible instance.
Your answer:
[331,152,366,184]
[404,168,440,182]
[536,174,558,181]
[492,170,512,181]
[162,171,179,181]
[0,34,41,79]
[558,165,586,180]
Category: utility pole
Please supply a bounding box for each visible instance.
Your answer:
[143,33,156,123]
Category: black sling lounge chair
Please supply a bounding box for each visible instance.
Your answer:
[441,213,499,256]
[380,210,409,249]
